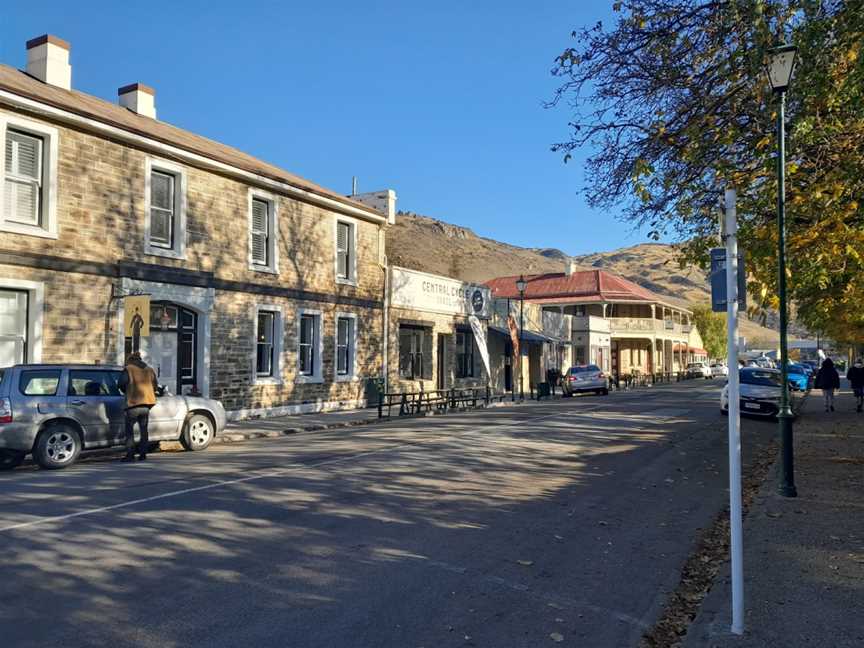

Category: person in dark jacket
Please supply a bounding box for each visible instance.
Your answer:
[814,357,841,412]
[846,358,864,413]
[117,351,159,461]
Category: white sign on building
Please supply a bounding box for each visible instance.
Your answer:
[390,267,492,319]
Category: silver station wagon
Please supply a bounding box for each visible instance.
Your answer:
[0,364,227,470]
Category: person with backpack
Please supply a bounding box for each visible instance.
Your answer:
[118,351,159,461]
[814,357,841,412]
[846,358,864,413]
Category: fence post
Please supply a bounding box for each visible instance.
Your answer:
[378,391,384,419]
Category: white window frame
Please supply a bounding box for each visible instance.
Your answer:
[334,215,358,286]
[0,115,58,240]
[334,312,358,382]
[248,188,279,274]
[252,304,283,385]
[144,157,187,259]
[296,308,323,383]
[0,277,44,364]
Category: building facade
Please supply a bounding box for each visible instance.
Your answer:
[0,35,394,419]
[486,264,707,380]
[387,266,491,393]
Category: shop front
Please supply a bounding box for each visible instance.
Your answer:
[387,267,491,394]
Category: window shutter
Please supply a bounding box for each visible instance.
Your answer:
[336,221,350,278]
[4,131,42,225]
[251,199,269,265]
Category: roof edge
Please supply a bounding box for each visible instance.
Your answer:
[0,82,386,225]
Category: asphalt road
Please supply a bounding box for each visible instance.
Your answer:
[0,381,777,648]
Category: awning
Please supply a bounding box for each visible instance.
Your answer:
[488,325,561,344]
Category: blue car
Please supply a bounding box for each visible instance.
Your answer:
[786,364,811,391]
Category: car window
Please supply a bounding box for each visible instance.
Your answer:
[740,370,782,387]
[568,366,590,374]
[20,370,62,396]
[587,365,600,372]
[68,370,123,397]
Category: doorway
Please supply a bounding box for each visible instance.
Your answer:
[127,302,198,395]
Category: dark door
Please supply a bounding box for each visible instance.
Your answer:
[437,336,446,390]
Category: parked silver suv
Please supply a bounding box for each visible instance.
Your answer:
[0,364,227,470]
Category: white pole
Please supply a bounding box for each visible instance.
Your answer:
[725,188,744,635]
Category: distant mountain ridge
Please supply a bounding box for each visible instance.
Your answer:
[385,211,790,344]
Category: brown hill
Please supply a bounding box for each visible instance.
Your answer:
[385,211,787,345]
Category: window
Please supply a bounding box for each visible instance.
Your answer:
[4,130,42,226]
[335,315,355,378]
[145,158,186,259]
[68,370,122,397]
[298,312,321,379]
[399,325,432,380]
[249,190,278,273]
[256,310,276,377]
[251,198,270,266]
[1,118,57,238]
[455,330,475,378]
[575,346,586,365]
[0,289,28,368]
[149,170,175,248]
[19,369,61,396]
[335,219,355,283]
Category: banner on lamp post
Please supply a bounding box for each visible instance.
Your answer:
[469,315,491,380]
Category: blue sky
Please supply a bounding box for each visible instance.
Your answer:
[2,1,649,256]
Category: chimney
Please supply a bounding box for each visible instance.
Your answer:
[118,83,157,119]
[351,189,397,225]
[26,35,71,90]
[566,259,578,276]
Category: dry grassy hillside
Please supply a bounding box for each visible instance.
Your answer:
[386,211,787,345]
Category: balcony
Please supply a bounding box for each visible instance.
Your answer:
[571,315,611,334]
[608,317,687,336]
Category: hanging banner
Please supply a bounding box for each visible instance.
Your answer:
[507,314,520,359]
[469,315,491,380]
[124,295,150,338]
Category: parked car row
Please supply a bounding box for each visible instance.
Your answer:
[0,364,227,470]
[719,363,814,419]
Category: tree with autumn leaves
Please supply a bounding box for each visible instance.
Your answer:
[549,1,864,343]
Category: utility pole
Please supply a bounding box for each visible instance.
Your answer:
[724,189,744,635]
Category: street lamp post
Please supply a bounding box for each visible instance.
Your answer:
[766,43,798,498]
[516,274,527,401]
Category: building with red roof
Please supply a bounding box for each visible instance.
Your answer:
[486,263,707,379]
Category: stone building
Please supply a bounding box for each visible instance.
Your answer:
[387,266,491,393]
[0,34,394,419]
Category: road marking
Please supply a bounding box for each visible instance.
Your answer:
[0,408,597,534]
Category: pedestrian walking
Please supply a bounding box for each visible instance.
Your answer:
[814,357,841,412]
[846,358,864,413]
[118,351,159,461]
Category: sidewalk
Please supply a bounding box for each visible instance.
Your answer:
[216,393,550,443]
[683,388,864,647]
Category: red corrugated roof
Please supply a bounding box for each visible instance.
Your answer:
[485,269,672,305]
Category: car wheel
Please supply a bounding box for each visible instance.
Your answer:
[181,414,214,451]
[721,408,728,416]
[33,424,82,470]
[0,449,26,471]
[601,388,609,395]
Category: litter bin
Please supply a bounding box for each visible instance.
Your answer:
[537,382,551,400]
